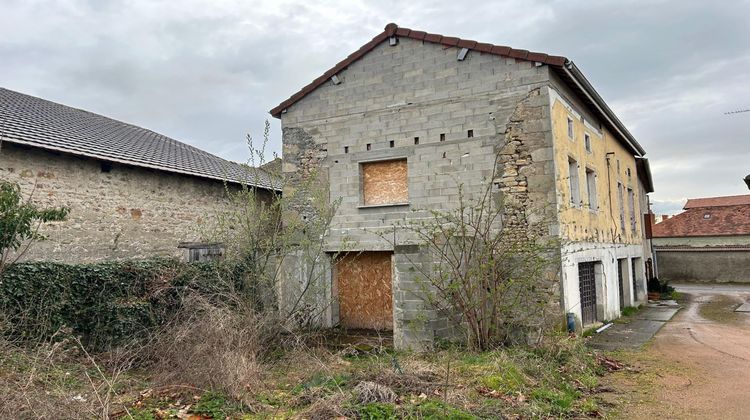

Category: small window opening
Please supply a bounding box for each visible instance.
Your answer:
[467,129,474,138]
[366,143,371,151]
[440,133,446,142]
[414,137,420,145]
[567,117,574,139]
[344,146,349,154]
[389,140,395,148]
[442,152,447,158]
[584,133,591,153]
[568,157,580,207]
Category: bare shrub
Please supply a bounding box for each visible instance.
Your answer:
[353,381,397,404]
[145,291,273,401]
[380,151,561,350]
[298,393,351,420]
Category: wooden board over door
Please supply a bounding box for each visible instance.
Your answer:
[335,252,393,330]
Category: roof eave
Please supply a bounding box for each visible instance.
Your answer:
[561,61,646,157]
[1,136,281,192]
[635,156,655,193]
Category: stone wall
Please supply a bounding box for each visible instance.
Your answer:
[1,142,271,263]
[656,248,750,283]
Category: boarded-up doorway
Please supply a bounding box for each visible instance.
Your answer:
[334,252,393,331]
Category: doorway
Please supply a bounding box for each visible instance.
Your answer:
[578,261,598,326]
[334,252,393,330]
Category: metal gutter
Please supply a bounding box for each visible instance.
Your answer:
[563,61,646,157]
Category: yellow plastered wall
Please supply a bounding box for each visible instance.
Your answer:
[550,96,641,245]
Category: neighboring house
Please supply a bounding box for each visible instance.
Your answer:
[653,194,750,283]
[0,88,278,263]
[272,23,655,348]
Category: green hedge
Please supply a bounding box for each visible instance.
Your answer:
[0,258,245,349]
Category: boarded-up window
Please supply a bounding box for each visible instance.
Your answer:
[361,159,408,206]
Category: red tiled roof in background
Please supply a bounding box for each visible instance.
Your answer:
[269,23,568,117]
[652,194,750,237]
[684,194,750,209]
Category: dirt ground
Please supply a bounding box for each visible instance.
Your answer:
[603,286,750,419]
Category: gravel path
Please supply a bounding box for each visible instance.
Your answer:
[617,285,750,419]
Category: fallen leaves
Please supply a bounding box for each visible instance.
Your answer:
[597,355,626,372]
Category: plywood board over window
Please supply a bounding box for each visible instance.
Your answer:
[361,159,408,206]
[334,252,393,330]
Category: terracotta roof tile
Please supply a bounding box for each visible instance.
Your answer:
[270,23,569,117]
[508,49,529,59]
[684,194,750,209]
[440,36,460,46]
[423,33,442,43]
[652,196,750,237]
[456,39,477,49]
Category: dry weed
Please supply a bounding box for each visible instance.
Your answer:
[353,381,397,404]
[145,292,272,401]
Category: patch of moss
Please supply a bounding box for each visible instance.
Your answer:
[480,361,527,394]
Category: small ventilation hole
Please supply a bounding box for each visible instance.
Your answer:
[344,146,349,154]
[414,137,419,145]
[440,133,446,142]
[389,140,394,148]
[467,129,474,138]
[366,143,371,151]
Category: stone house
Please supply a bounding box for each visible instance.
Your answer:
[653,194,750,283]
[272,24,655,348]
[0,88,278,263]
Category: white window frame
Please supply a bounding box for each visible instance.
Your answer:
[567,117,574,139]
[618,182,626,231]
[585,167,597,211]
[627,187,636,231]
[568,157,581,208]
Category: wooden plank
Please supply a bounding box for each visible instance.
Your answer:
[362,159,407,205]
[335,252,393,330]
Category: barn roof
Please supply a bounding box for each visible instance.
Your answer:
[0,88,279,191]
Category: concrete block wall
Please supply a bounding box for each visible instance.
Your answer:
[280,37,561,348]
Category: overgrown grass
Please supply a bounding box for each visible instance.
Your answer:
[0,330,616,419]
[621,306,640,317]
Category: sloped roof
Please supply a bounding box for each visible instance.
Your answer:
[0,88,279,191]
[684,194,750,209]
[269,23,646,157]
[270,23,565,118]
[653,194,750,237]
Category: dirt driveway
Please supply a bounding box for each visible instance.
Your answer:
[608,284,750,419]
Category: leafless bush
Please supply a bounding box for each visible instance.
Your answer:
[353,381,397,404]
[144,291,276,401]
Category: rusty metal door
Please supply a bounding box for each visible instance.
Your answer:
[335,252,393,331]
[578,262,597,326]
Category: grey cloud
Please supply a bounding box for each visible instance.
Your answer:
[1,0,748,213]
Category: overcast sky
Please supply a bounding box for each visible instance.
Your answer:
[1,0,748,214]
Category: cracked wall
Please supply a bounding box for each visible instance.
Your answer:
[280,37,561,348]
